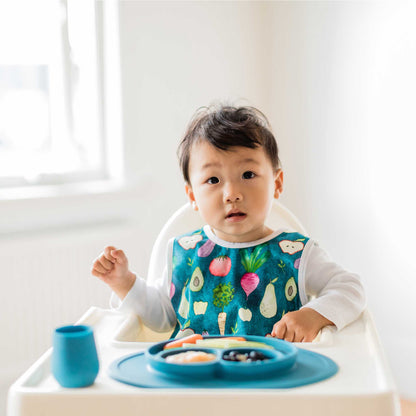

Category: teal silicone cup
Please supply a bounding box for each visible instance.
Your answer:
[51,325,99,388]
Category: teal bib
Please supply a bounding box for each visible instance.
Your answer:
[170,227,309,338]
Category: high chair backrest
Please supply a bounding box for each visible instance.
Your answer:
[147,201,307,285]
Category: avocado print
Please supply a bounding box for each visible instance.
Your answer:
[259,277,278,318]
[190,267,204,292]
[285,277,297,301]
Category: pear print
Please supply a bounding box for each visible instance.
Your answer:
[178,280,190,319]
[260,277,278,318]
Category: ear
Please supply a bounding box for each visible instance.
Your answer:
[185,183,198,211]
[273,169,284,199]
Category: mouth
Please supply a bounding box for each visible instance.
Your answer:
[225,210,247,221]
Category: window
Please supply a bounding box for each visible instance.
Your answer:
[0,0,117,188]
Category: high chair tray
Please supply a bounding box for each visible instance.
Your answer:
[8,307,400,416]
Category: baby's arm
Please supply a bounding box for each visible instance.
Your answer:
[272,241,365,342]
[91,246,136,300]
[92,243,176,332]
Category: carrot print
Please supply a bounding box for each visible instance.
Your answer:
[213,282,235,335]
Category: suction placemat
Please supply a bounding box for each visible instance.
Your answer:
[108,349,338,389]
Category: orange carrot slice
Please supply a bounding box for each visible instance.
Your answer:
[163,334,203,350]
[212,337,246,342]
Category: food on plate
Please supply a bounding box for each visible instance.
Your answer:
[163,334,203,350]
[165,350,217,364]
[223,350,269,362]
[194,339,273,350]
[164,336,274,352]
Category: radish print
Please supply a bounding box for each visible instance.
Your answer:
[240,245,270,299]
[209,256,232,277]
[170,282,175,299]
[241,273,259,299]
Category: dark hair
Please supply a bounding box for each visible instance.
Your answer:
[177,104,280,183]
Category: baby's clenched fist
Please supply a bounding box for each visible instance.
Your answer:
[91,246,135,300]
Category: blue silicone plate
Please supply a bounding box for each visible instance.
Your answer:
[145,335,298,379]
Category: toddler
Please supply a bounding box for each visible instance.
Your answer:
[92,105,365,342]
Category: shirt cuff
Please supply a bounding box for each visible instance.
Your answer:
[108,274,146,315]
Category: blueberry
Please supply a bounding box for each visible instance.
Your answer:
[248,350,266,361]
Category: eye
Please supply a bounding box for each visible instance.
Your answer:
[242,171,255,179]
[207,176,219,184]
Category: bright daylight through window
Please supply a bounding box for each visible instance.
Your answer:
[0,0,106,188]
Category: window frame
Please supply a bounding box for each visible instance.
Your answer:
[0,0,121,189]
[0,0,127,234]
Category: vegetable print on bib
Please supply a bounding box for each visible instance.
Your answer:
[170,228,309,338]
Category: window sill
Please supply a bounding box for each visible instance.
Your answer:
[0,180,144,235]
[0,179,127,201]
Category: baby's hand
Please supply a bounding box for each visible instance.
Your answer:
[91,246,136,300]
[271,308,334,342]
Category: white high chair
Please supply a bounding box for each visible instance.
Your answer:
[7,202,400,416]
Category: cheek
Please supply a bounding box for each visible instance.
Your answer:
[252,184,273,200]
[251,185,275,211]
[193,190,216,211]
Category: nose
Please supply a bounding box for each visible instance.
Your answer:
[223,182,243,203]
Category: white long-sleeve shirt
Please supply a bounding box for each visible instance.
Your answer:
[110,226,366,333]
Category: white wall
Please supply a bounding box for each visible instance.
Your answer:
[118,1,274,238]
[264,1,416,399]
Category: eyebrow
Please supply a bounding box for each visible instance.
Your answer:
[201,158,260,171]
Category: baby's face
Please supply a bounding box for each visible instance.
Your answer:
[186,141,283,243]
